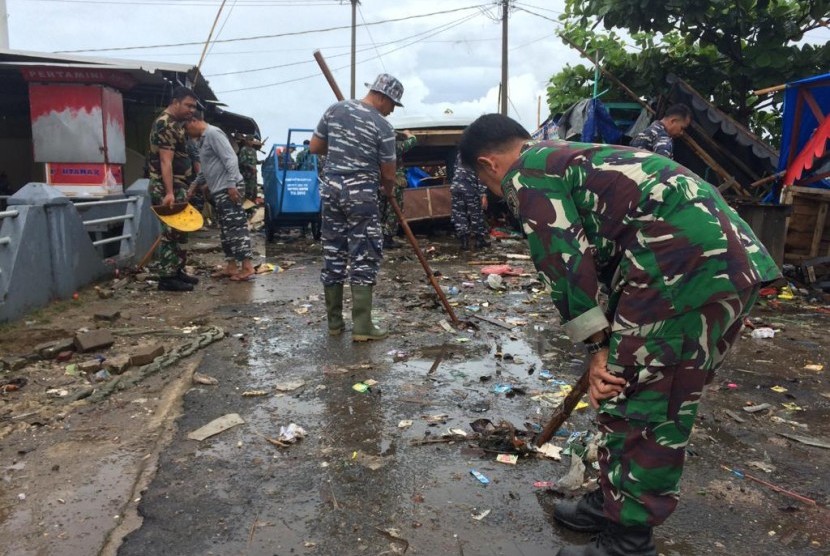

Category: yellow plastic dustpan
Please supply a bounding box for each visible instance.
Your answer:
[152,202,204,232]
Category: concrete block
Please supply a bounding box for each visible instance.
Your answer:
[129,344,164,367]
[2,357,28,371]
[78,359,102,373]
[93,308,121,322]
[104,355,131,375]
[35,338,75,359]
[74,329,115,353]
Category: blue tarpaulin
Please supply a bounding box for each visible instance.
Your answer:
[777,72,830,176]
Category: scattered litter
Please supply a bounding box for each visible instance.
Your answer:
[93,369,112,383]
[276,423,307,444]
[374,527,409,553]
[352,383,370,393]
[242,390,269,397]
[274,379,306,392]
[255,263,279,274]
[438,319,455,333]
[770,385,788,393]
[354,450,391,470]
[64,364,79,376]
[496,454,519,465]
[727,383,739,389]
[363,379,379,387]
[558,455,587,491]
[750,327,776,339]
[781,402,804,412]
[491,383,513,394]
[471,509,492,520]
[192,372,219,385]
[470,469,490,485]
[804,364,824,372]
[486,274,505,290]
[398,420,413,429]
[293,306,310,315]
[456,338,470,343]
[46,388,69,398]
[743,403,772,413]
[778,433,830,450]
[538,443,564,461]
[748,461,776,473]
[723,409,746,423]
[480,264,522,276]
[447,428,467,437]
[188,413,245,441]
[423,413,449,423]
[533,481,556,488]
[539,370,553,379]
[17,493,25,501]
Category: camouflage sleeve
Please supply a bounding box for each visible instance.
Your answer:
[651,132,673,159]
[396,136,417,158]
[313,104,332,140]
[504,164,610,342]
[152,119,179,151]
[378,121,396,164]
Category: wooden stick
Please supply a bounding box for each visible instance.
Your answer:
[753,84,787,96]
[720,465,816,506]
[313,50,346,102]
[136,235,162,269]
[535,369,590,447]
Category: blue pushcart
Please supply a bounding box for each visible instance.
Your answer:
[261,128,322,241]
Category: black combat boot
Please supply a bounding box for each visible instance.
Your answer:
[383,234,400,249]
[459,236,470,251]
[158,277,194,292]
[556,523,656,556]
[177,270,200,285]
[554,488,609,533]
[475,235,491,249]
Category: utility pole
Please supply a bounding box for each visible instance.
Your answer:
[0,0,10,50]
[350,0,358,99]
[500,0,509,116]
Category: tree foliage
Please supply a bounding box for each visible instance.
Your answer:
[547,0,830,141]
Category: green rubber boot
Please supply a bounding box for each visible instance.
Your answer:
[324,284,344,335]
[351,284,387,342]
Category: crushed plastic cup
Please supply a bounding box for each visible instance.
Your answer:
[751,327,775,339]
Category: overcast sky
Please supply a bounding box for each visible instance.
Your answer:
[7,0,579,140]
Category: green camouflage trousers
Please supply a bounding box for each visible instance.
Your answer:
[597,287,760,527]
[378,176,405,237]
[243,179,258,202]
[149,181,188,279]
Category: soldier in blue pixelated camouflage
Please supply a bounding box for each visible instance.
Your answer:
[459,113,780,556]
[450,151,489,251]
[630,104,692,159]
[310,73,404,342]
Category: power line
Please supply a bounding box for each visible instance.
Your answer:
[55,4,488,53]
[358,2,386,72]
[515,6,643,52]
[206,11,476,77]
[216,11,481,93]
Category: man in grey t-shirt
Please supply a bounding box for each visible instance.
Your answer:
[184,114,255,281]
[310,73,403,342]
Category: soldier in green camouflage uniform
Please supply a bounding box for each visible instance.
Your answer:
[237,138,259,202]
[459,114,781,556]
[146,86,199,292]
[379,130,416,248]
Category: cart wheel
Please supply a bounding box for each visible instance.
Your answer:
[264,204,275,243]
[311,215,322,241]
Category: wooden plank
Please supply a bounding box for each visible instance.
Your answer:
[810,203,828,257]
[791,186,830,199]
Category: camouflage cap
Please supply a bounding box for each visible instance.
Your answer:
[366,73,404,107]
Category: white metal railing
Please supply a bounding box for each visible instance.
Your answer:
[74,198,135,208]
[83,214,134,226]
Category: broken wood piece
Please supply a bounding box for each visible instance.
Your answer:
[188,413,245,441]
[778,432,830,450]
[471,314,514,330]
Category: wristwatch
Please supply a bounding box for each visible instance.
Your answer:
[584,334,610,355]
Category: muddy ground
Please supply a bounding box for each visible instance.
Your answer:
[1,226,829,556]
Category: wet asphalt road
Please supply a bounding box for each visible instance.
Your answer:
[117,240,830,556]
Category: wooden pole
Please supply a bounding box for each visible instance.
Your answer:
[535,369,590,447]
[500,0,509,116]
[753,84,787,96]
[193,0,227,87]
[350,0,357,99]
[313,50,346,102]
